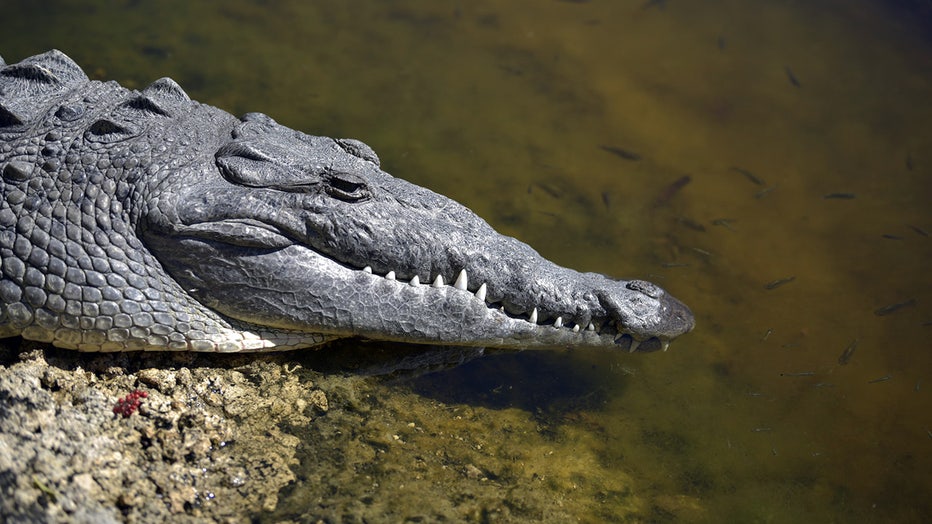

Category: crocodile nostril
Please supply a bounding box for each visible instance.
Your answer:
[626,279,662,298]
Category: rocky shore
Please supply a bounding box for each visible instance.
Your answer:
[0,339,647,522]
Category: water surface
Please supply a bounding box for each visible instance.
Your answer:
[2,0,930,521]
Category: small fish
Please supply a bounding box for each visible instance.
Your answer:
[717,36,726,50]
[761,328,773,341]
[838,339,858,365]
[881,234,903,240]
[823,193,855,199]
[752,427,773,433]
[531,182,562,199]
[785,66,801,88]
[601,191,611,209]
[814,382,835,388]
[916,380,922,392]
[661,262,690,268]
[599,145,641,161]
[781,371,815,377]
[712,218,736,231]
[754,186,776,199]
[906,152,914,171]
[765,276,796,290]
[874,299,916,316]
[731,166,764,185]
[655,175,692,206]
[909,225,929,237]
[691,247,713,257]
[676,216,706,231]
[868,375,892,384]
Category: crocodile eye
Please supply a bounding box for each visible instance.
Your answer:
[325,172,369,202]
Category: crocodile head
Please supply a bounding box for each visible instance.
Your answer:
[144,113,694,352]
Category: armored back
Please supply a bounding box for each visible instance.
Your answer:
[0,50,89,131]
[0,50,257,350]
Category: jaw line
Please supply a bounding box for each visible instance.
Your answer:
[167,201,686,351]
[252,244,622,349]
[157,238,648,349]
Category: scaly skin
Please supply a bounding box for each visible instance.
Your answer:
[0,50,694,353]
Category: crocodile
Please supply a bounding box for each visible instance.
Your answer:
[0,50,694,353]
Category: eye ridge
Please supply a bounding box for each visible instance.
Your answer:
[216,142,271,162]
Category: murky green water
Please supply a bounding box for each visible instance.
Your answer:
[3,0,930,521]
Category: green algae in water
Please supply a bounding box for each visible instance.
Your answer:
[1,0,930,521]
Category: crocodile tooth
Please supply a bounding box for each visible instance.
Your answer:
[629,339,641,353]
[454,269,468,290]
[475,283,487,301]
[529,307,538,324]
[662,341,670,352]
[432,275,444,288]
[409,275,420,286]
[572,324,580,333]
[554,316,563,329]
[587,322,595,331]
[385,271,396,280]
[363,266,372,273]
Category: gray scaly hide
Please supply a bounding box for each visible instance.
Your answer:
[0,50,694,352]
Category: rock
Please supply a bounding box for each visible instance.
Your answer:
[0,340,320,522]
